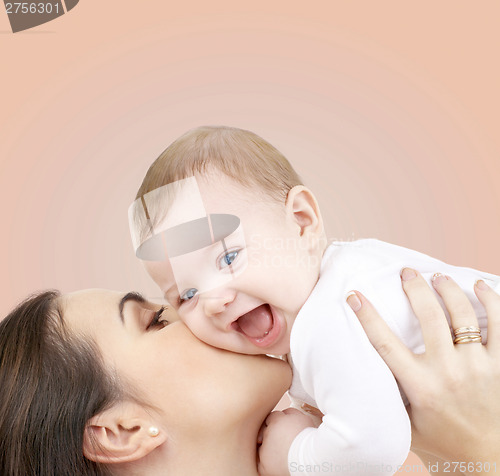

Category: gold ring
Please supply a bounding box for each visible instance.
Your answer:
[453,335,482,344]
[453,326,482,344]
[453,326,481,336]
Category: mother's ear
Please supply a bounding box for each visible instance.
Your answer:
[83,401,167,464]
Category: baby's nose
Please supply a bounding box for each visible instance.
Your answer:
[202,289,235,317]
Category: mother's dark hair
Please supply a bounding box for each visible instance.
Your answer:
[0,291,121,476]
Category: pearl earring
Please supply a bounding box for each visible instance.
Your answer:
[148,426,159,437]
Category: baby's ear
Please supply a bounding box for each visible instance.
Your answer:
[83,401,167,464]
[285,186,324,240]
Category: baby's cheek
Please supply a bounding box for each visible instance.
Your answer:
[182,314,210,339]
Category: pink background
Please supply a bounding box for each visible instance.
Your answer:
[1,1,499,471]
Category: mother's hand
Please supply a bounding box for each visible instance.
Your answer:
[347,269,500,470]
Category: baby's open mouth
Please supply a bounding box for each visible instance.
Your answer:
[233,304,274,341]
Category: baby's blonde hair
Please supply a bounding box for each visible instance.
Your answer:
[132,126,303,246]
[135,125,303,203]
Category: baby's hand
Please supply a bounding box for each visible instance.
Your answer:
[257,408,314,476]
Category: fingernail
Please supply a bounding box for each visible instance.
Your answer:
[432,272,448,285]
[346,291,362,312]
[475,279,489,291]
[400,268,417,281]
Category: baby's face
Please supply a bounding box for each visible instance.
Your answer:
[144,172,321,355]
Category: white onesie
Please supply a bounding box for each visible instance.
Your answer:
[287,239,500,475]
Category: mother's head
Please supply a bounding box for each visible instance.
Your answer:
[0,289,291,476]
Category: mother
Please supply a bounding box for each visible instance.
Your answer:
[2,279,500,476]
[1,282,500,475]
[0,288,292,476]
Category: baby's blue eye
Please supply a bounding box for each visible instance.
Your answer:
[180,288,198,302]
[219,250,239,269]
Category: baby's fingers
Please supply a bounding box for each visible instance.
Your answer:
[264,411,284,426]
[475,280,500,351]
[282,408,305,416]
[347,291,415,387]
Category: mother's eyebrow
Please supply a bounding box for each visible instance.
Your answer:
[119,292,146,324]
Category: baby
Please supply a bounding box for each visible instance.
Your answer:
[129,126,500,476]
